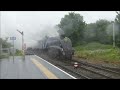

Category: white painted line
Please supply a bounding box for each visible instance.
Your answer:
[34,55,77,79]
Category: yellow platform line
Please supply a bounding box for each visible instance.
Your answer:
[31,58,58,79]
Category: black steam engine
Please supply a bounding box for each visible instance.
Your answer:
[40,35,74,60]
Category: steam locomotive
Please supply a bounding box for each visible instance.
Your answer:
[40,36,74,60]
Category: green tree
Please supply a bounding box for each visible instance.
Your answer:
[84,19,112,44]
[115,11,120,47]
[115,11,120,23]
[84,23,96,43]
[94,19,111,44]
[0,38,12,48]
[58,12,86,46]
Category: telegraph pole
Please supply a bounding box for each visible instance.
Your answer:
[13,38,14,60]
[22,32,24,51]
[113,22,115,48]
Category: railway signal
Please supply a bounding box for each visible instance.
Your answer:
[17,29,25,60]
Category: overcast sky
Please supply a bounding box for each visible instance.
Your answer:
[0,11,117,49]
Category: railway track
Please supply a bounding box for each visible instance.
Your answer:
[57,59,113,79]
[72,59,120,79]
[51,58,120,79]
[34,52,90,79]
[47,58,116,79]
[101,65,120,72]
[47,59,91,79]
[33,51,120,79]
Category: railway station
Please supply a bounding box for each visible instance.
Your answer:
[0,11,120,79]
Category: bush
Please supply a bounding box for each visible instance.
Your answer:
[74,42,113,51]
[15,49,23,56]
[74,42,120,62]
[0,54,9,59]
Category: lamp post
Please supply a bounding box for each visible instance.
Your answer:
[17,29,25,59]
[0,11,2,56]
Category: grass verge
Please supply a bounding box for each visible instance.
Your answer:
[74,42,120,65]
